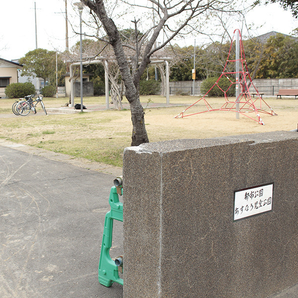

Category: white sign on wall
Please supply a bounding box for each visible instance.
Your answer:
[234,183,274,221]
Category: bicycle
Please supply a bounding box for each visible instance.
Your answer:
[14,94,47,116]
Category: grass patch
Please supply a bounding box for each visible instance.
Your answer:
[35,138,128,167]
[27,133,41,138]
[42,130,55,135]
[0,108,12,113]
[0,95,298,168]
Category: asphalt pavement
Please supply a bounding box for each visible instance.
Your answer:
[0,142,123,298]
[1,141,298,298]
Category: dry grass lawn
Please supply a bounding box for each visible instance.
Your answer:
[0,95,297,167]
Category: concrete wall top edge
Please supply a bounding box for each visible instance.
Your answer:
[124,131,298,154]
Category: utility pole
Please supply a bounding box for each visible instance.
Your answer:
[79,6,83,112]
[74,2,84,112]
[131,18,140,73]
[56,52,58,98]
[152,2,158,81]
[65,0,69,51]
[34,2,38,49]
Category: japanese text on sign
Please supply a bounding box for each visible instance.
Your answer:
[234,183,273,221]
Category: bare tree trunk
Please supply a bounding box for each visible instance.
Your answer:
[82,0,149,146]
[82,0,239,145]
[130,96,149,145]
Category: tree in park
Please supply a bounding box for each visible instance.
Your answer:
[19,49,65,87]
[254,34,298,78]
[254,0,298,17]
[80,0,245,146]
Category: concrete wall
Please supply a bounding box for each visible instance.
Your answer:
[74,81,94,97]
[169,80,202,96]
[57,87,66,98]
[123,131,298,298]
[64,75,90,97]
[253,78,298,96]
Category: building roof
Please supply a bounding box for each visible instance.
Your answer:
[0,58,23,67]
[255,31,297,43]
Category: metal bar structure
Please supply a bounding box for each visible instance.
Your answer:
[193,39,196,96]
[175,29,277,125]
[79,7,83,112]
[104,60,109,109]
[235,30,240,119]
[166,60,170,105]
[69,57,171,108]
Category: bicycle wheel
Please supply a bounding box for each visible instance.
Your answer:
[32,103,37,114]
[15,101,26,115]
[12,101,20,115]
[17,101,31,116]
[41,101,47,115]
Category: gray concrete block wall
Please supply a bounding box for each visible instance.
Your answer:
[169,81,202,95]
[123,131,298,298]
[74,81,94,97]
[252,78,298,96]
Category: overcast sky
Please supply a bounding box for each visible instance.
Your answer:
[1,0,298,61]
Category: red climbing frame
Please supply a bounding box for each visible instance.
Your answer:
[175,29,277,125]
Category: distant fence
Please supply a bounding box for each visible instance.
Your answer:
[253,85,285,96]
[169,78,298,97]
[169,81,202,96]
[74,82,94,97]
[253,78,298,96]
[169,86,193,95]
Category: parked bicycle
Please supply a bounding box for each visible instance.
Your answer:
[12,94,47,116]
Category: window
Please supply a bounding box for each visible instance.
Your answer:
[0,77,10,87]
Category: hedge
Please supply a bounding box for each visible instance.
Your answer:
[41,85,56,97]
[139,80,160,95]
[5,82,36,98]
[201,76,235,97]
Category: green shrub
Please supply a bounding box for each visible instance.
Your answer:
[201,76,235,97]
[41,85,56,97]
[92,77,105,96]
[5,82,36,98]
[139,80,160,95]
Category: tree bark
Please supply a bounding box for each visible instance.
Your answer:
[130,97,149,145]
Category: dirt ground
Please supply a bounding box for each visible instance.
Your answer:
[144,97,298,142]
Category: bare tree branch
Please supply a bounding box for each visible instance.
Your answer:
[78,0,250,146]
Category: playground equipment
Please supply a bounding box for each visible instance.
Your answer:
[175,29,277,125]
[98,177,123,287]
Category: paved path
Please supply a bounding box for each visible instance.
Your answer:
[46,102,185,115]
[0,143,123,298]
[1,102,186,118]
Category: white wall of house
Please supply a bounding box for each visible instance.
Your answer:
[0,59,22,98]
